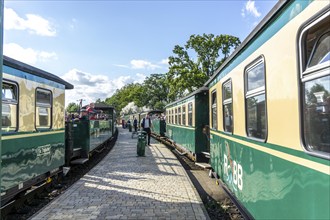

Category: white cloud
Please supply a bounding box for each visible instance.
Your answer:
[130,59,161,70]
[62,69,147,106]
[242,0,261,18]
[3,43,57,64]
[4,7,56,36]
[160,58,169,65]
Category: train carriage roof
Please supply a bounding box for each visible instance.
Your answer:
[165,86,209,108]
[205,0,289,87]
[3,55,74,89]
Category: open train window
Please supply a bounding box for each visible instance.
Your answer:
[36,88,52,130]
[2,81,18,133]
[223,80,233,133]
[211,90,217,130]
[244,56,267,141]
[299,10,330,157]
[188,102,193,126]
[182,105,186,126]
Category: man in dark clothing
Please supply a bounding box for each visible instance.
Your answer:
[141,114,152,145]
[133,117,138,132]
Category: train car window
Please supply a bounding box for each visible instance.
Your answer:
[182,105,186,126]
[245,57,267,140]
[188,102,193,126]
[211,90,217,130]
[223,80,233,133]
[300,11,330,156]
[171,109,174,124]
[178,106,181,125]
[36,89,52,130]
[2,82,18,133]
[175,108,177,124]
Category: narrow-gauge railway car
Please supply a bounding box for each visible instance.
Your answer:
[206,1,329,219]
[165,87,209,162]
[1,56,73,205]
[149,110,166,137]
[65,103,116,165]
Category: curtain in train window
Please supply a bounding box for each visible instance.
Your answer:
[36,89,52,129]
[211,90,217,130]
[300,11,330,154]
[245,58,267,140]
[2,82,18,132]
[223,80,233,133]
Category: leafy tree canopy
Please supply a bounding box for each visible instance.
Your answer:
[166,33,240,101]
[66,102,79,113]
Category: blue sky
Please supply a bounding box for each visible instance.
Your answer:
[3,0,277,106]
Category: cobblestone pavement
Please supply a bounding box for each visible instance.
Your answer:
[30,127,210,220]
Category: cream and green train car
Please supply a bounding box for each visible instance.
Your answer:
[206,1,329,219]
[165,87,209,162]
[1,56,73,206]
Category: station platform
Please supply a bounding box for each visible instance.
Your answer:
[30,127,210,220]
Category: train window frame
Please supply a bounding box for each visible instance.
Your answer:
[35,88,53,131]
[244,56,268,141]
[188,102,193,127]
[222,80,233,134]
[178,106,181,125]
[211,90,217,130]
[2,80,19,133]
[182,105,186,126]
[299,9,330,159]
[171,109,174,124]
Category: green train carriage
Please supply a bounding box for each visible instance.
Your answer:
[206,1,329,219]
[165,87,209,162]
[1,55,73,205]
[65,103,116,165]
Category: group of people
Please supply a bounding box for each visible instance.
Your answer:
[66,103,108,122]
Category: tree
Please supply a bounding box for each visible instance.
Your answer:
[143,74,169,111]
[66,102,79,113]
[166,33,240,101]
[105,83,145,114]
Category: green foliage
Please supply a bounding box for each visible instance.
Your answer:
[167,33,240,101]
[105,83,145,114]
[143,74,169,110]
[104,33,241,112]
[66,102,79,113]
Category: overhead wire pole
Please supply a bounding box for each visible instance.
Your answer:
[0,0,4,210]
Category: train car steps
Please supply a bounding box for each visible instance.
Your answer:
[71,158,89,165]
[195,162,211,169]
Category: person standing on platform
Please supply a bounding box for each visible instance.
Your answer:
[133,117,138,132]
[141,114,153,145]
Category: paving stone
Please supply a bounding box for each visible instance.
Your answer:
[29,127,209,220]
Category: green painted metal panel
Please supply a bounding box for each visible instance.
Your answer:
[71,120,90,156]
[89,120,112,151]
[167,125,195,153]
[1,132,65,191]
[195,92,209,153]
[210,132,330,219]
[152,118,166,136]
